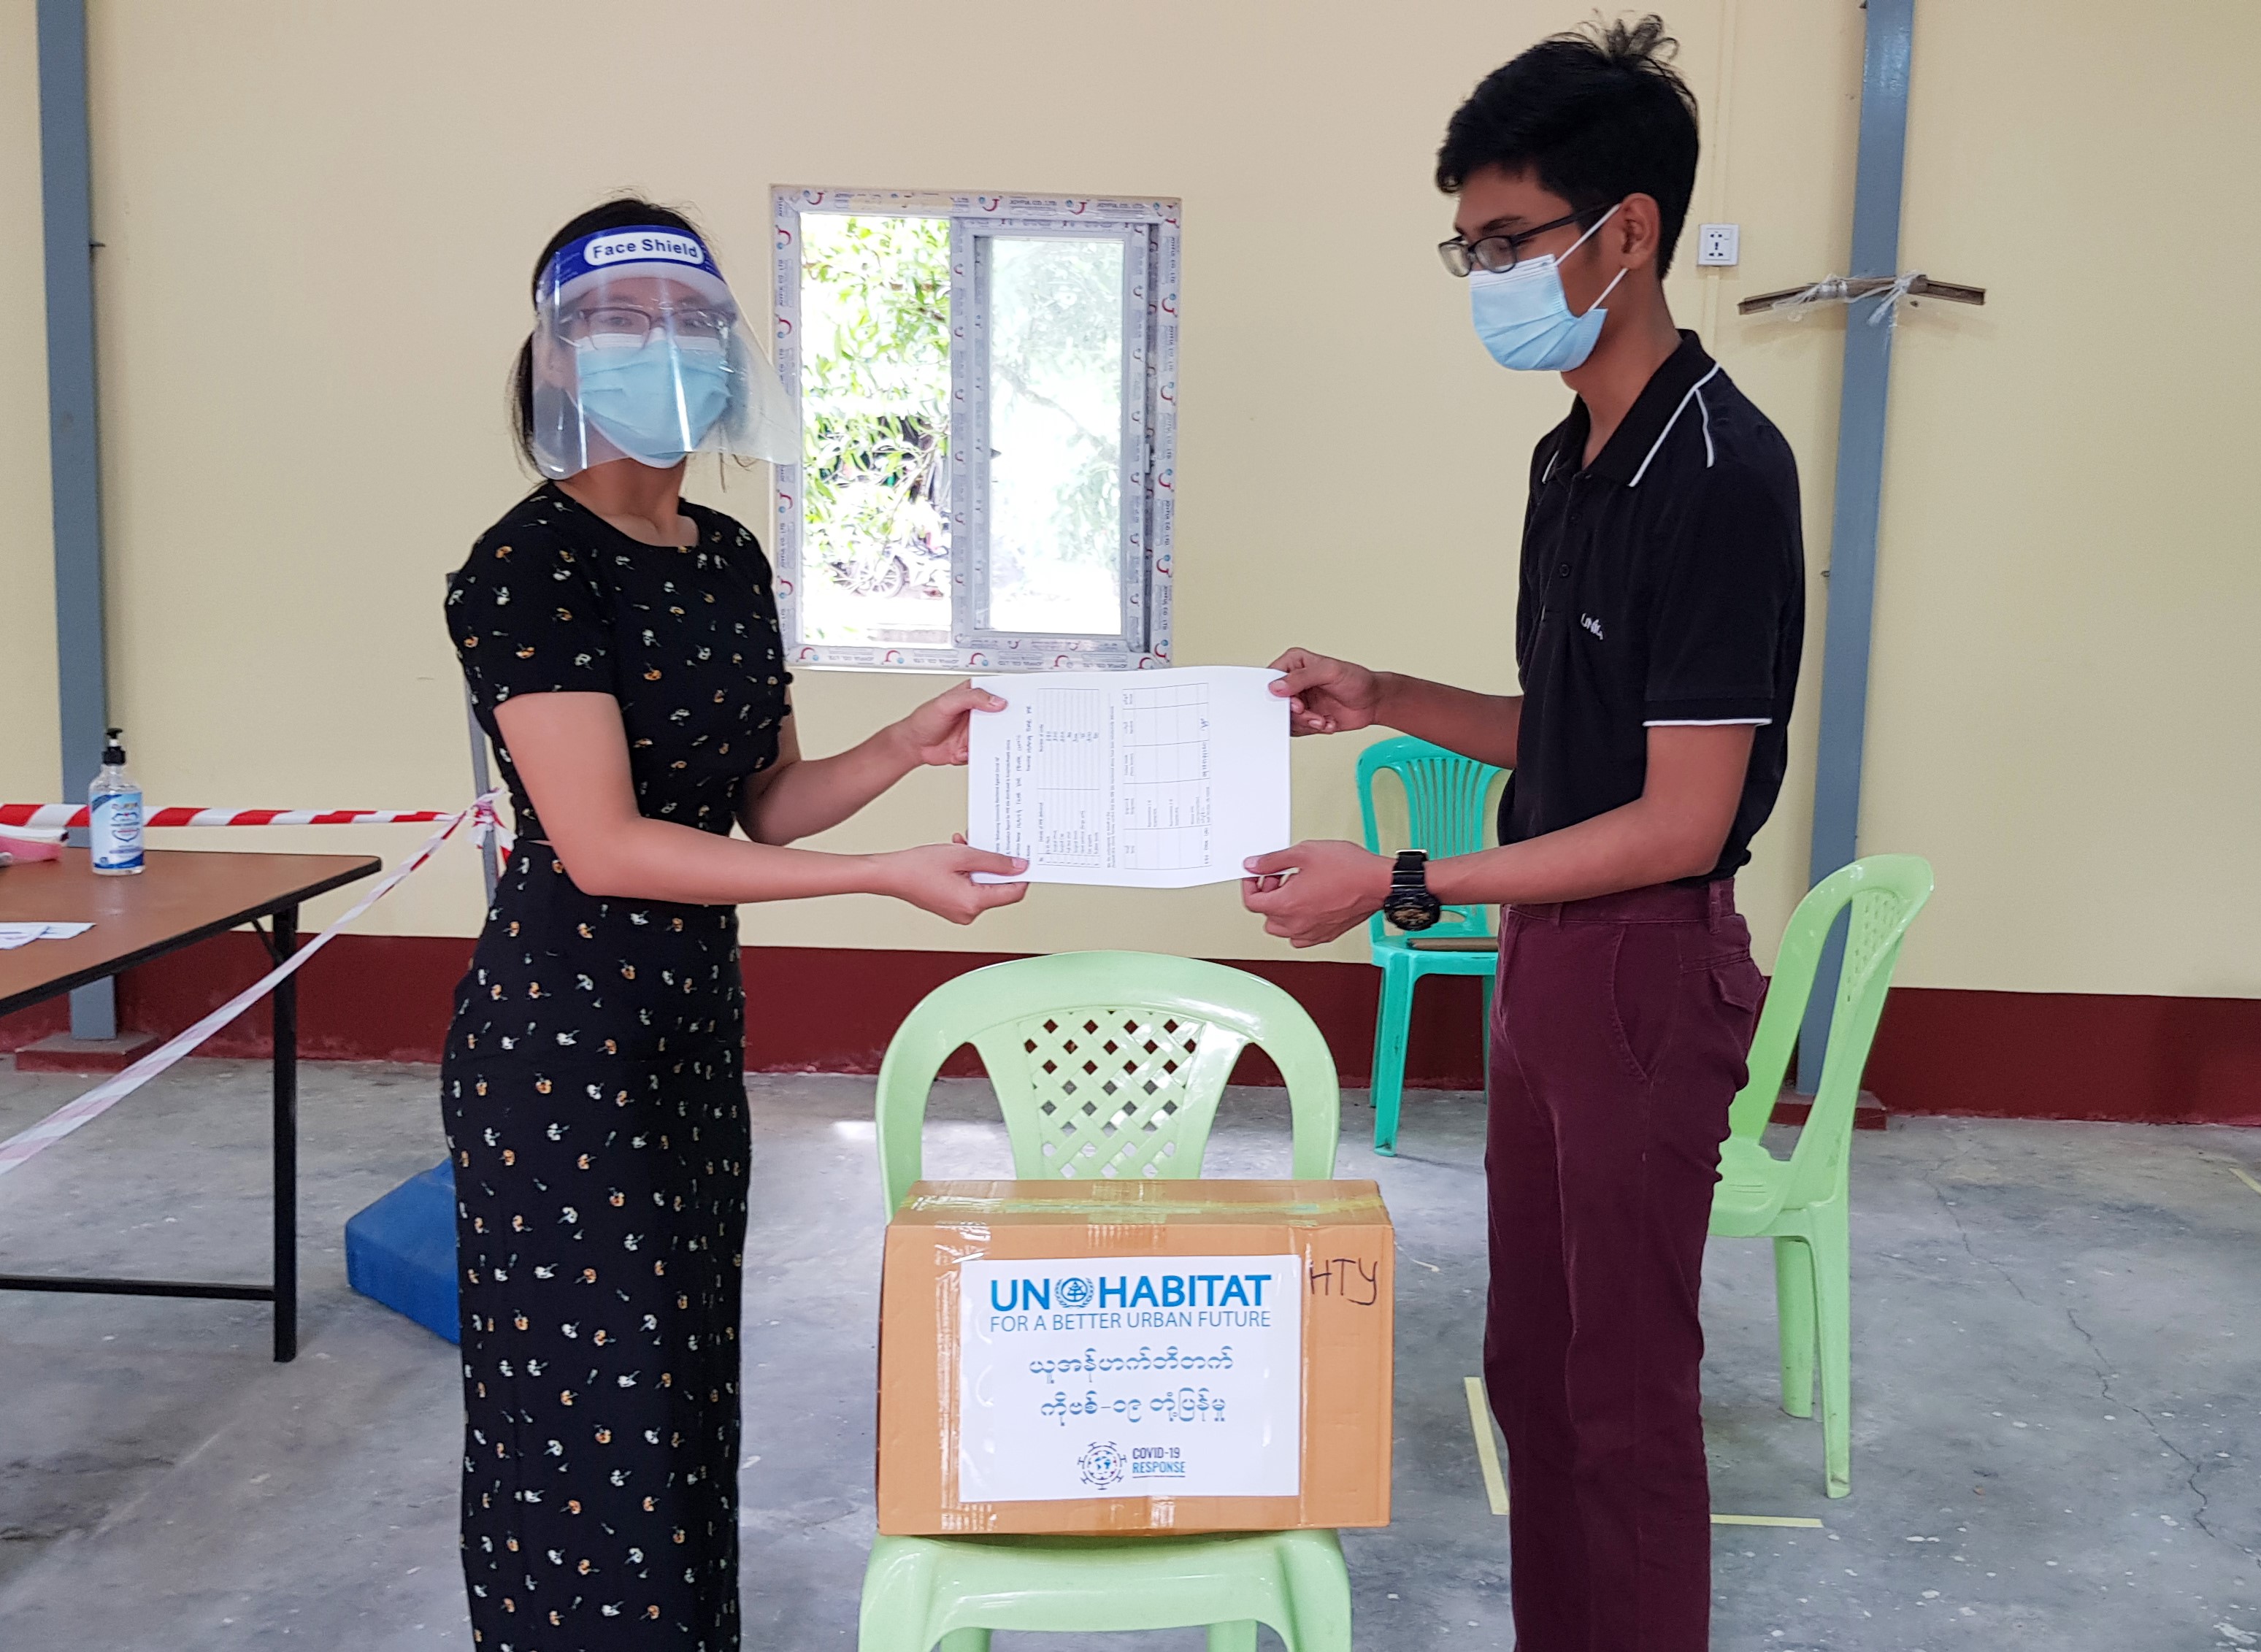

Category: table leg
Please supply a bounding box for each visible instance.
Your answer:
[272,904,299,1362]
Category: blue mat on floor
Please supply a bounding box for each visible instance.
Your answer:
[345,1159,459,1344]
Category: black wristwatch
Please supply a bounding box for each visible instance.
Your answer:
[1382,850,1442,932]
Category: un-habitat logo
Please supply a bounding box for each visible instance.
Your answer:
[1078,1441,1126,1488]
[987,1271,1273,1312]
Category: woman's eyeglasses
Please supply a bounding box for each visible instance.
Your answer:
[563,304,734,345]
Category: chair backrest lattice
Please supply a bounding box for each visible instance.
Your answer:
[1835,885,1911,1023]
[875,952,1342,1215]
[1356,736,1506,942]
[1724,855,1935,1209]
[1008,1004,1220,1181]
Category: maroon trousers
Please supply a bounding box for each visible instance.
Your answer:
[1483,880,1765,1652]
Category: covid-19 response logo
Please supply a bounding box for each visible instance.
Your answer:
[1056,1276,1094,1308]
[1078,1441,1126,1488]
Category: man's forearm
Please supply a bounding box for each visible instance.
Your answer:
[1426,795,1722,909]
[1375,674,1522,769]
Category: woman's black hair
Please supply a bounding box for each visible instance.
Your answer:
[510,196,710,471]
[1435,15,1700,277]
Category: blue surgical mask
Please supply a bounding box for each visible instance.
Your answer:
[1468,204,1627,372]
[574,337,733,466]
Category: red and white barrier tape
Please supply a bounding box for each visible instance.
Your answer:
[2,804,457,830]
[0,793,503,1180]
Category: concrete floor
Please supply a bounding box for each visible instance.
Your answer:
[0,1059,2257,1651]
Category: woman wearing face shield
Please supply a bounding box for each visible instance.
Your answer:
[442,198,1024,1647]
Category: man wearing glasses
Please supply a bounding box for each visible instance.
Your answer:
[1240,18,1803,1651]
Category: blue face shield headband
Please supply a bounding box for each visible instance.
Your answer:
[529,225,798,477]
[1467,204,1627,373]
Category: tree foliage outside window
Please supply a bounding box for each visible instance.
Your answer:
[799,214,952,643]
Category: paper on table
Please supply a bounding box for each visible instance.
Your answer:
[967,665,1289,888]
[0,922,93,950]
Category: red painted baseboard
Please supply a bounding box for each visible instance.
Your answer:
[0,935,1486,1089]
[3,932,2257,1124]
[1865,986,2261,1126]
[0,934,1488,1088]
[14,1031,164,1073]
[0,931,472,1067]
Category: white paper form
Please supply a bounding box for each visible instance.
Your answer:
[968,666,1289,888]
[0,923,93,950]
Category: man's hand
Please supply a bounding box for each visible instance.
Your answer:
[890,682,1006,767]
[1240,840,1393,948]
[1268,648,1385,737]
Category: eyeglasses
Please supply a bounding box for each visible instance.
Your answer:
[1437,207,1601,278]
[562,304,735,345]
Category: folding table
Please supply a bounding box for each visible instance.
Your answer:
[0,847,380,1360]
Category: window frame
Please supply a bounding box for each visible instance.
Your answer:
[770,187,1181,672]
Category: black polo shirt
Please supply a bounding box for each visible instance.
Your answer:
[1498,331,1804,883]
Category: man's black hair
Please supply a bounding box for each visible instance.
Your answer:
[1437,15,1700,277]
[510,196,708,470]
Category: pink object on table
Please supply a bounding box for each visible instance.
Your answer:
[0,830,64,865]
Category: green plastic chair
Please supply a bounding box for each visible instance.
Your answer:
[1709,854,1934,1499]
[1356,735,1505,1156]
[860,1530,1351,1652]
[865,950,1351,1652]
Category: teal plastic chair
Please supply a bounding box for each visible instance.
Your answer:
[1356,736,1505,1156]
[865,950,1351,1652]
[1710,854,1934,1499]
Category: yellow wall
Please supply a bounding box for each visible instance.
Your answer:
[0,0,60,803]
[0,1,2244,1002]
[1867,1,2261,997]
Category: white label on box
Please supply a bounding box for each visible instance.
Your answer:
[956,1253,1303,1503]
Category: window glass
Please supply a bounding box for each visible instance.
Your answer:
[797,212,952,650]
[773,189,1178,671]
[985,237,1125,636]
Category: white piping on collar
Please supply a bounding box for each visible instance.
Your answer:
[1627,362,1724,488]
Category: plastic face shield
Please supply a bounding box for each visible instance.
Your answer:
[529,225,797,478]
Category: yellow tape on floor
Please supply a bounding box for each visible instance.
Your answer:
[1463,1377,1510,1516]
[2230,1165,2261,1198]
[1711,1513,1825,1528]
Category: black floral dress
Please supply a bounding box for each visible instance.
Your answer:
[441,483,790,1651]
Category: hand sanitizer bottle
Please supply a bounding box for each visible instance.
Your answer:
[89,726,145,876]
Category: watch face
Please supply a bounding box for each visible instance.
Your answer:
[1386,896,1441,931]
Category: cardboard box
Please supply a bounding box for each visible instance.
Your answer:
[877,1178,1393,1535]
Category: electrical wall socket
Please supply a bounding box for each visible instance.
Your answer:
[1696,223,1740,266]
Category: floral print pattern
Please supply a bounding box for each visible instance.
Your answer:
[439,484,789,1649]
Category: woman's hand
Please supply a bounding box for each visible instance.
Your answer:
[889,683,1007,768]
[875,842,1030,923]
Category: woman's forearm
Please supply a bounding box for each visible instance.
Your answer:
[491,691,1019,919]
[738,723,920,845]
[557,814,894,905]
